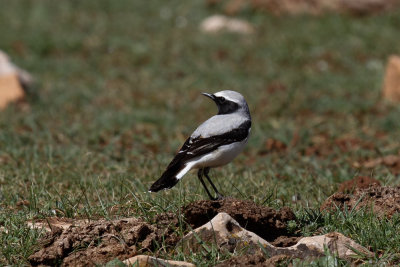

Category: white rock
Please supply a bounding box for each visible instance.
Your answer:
[383,55,400,102]
[293,232,371,260]
[181,212,372,261]
[199,15,254,34]
[0,50,33,89]
[0,74,25,109]
[0,50,33,109]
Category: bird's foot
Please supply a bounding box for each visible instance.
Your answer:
[211,193,225,201]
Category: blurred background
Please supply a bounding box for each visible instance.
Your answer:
[1,0,400,264]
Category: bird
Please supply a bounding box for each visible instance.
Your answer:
[149,90,251,200]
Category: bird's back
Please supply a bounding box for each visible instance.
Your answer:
[192,113,249,139]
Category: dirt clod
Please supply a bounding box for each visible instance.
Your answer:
[321,185,400,217]
[182,198,296,242]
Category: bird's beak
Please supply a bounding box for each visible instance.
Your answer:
[202,92,215,100]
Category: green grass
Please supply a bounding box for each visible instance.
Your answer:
[1,0,400,265]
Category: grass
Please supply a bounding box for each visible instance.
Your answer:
[1,0,400,265]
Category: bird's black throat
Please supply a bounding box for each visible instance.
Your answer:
[217,99,239,115]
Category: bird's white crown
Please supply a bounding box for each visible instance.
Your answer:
[213,90,246,104]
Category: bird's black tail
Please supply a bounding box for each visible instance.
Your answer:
[148,161,184,192]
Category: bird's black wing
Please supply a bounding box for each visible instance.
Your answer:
[178,120,251,162]
[149,120,251,192]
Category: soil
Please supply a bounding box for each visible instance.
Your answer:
[29,199,297,266]
[337,176,381,194]
[321,185,400,218]
[28,217,180,267]
[182,198,296,242]
[303,135,375,158]
[258,138,287,155]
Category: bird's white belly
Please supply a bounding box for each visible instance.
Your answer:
[191,138,248,168]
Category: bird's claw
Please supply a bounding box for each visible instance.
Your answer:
[211,193,225,201]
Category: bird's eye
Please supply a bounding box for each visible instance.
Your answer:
[219,97,226,103]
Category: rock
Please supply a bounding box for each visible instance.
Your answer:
[123,255,195,267]
[180,212,371,261]
[0,74,25,109]
[294,232,371,260]
[180,212,274,254]
[383,55,400,102]
[199,15,254,34]
[0,50,33,110]
[0,50,33,88]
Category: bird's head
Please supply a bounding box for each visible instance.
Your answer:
[202,90,249,115]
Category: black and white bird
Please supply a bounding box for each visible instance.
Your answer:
[149,90,251,200]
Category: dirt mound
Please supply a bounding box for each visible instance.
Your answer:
[338,176,381,193]
[182,198,296,242]
[28,217,180,267]
[29,199,296,266]
[321,185,400,217]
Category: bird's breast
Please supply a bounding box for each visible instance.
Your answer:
[191,138,248,168]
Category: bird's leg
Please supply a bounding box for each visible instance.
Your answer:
[197,169,215,200]
[204,168,224,200]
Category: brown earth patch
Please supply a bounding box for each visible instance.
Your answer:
[338,176,381,194]
[303,135,375,158]
[28,216,181,267]
[260,138,287,154]
[321,185,400,218]
[182,198,296,242]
